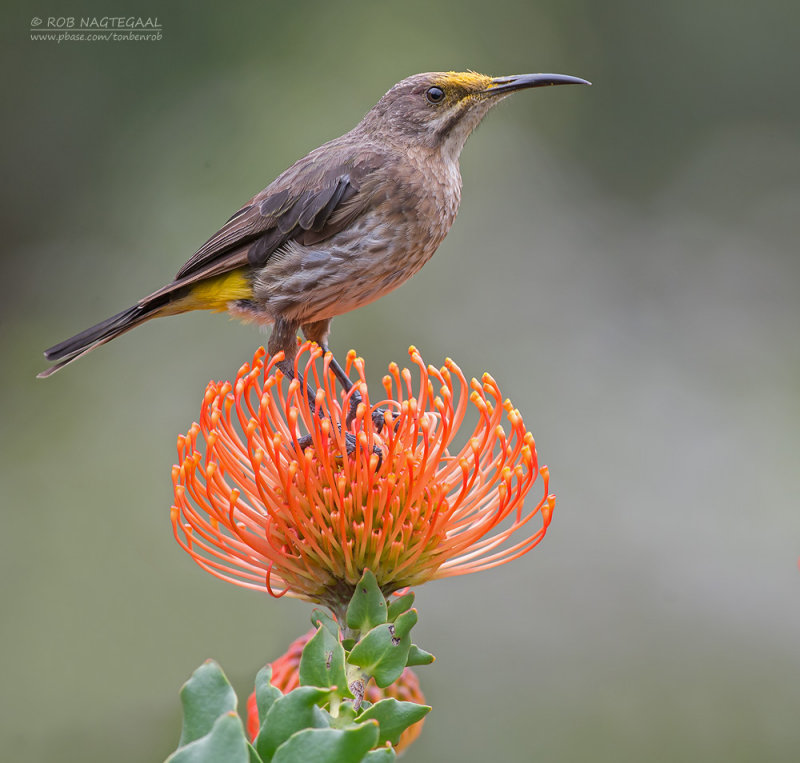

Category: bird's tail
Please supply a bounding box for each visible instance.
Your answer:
[38,266,254,378]
[38,300,167,378]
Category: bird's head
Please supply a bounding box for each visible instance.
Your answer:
[361,70,590,159]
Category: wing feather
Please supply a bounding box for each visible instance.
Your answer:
[173,148,381,283]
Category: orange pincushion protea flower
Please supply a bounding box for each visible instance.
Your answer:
[171,343,553,608]
[246,629,426,753]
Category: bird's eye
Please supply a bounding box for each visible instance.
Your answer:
[426,86,445,104]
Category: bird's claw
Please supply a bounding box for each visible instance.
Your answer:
[345,388,393,431]
[296,430,383,469]
[344,432,384,469]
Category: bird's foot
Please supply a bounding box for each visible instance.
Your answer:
[345,388,391,431]
[316,346,390,431]
[297,429,383,467]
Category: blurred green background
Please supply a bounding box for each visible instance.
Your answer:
[3,0,799,760]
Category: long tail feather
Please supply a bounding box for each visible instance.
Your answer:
[38,264,253,378]
[38,303,160,378]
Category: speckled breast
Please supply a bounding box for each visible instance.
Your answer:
[259,150,462,323]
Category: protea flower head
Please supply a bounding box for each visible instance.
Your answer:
[171,343,554,609]
[245,629,426,753]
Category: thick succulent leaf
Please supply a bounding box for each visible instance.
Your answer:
[348,624,411,689]
[310,608,341,638]
[166,712,251,763]
[362,746,397,762]
[271,723,379,763]
[254,665,282,731]
[391,609,418,640]
[299,625,350,696]
[405,644,435,667]
[254,686,330,762]
[346,570,388,632]
[356,698,430,747]
[328,701,359,729]
[386,593,415,623]
[178,660,238,747]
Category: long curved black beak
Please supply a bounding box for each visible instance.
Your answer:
[486,73,591,96]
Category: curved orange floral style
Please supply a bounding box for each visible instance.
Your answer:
[171,343,554,607]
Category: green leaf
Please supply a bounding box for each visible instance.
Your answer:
[348,624,411,688]
[310,608,341,638]
[386,592,414,622]
[166,712,251,763]
[178,660,238,747]
[357,698,430,747]
[254,686,331,762]
[391,609,418,640]
[362,745,397,762]
[405,644,435,667]
[328,701,359,729]
[299,625,350,696]
[271,723,379,763]
[253,665,282,732]
[346,569,387,632]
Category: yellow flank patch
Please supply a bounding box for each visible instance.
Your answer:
[185,269,253,311]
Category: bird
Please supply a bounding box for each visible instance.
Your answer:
[39,70,590,388]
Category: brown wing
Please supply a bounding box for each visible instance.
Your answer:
[173,145,383,284]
